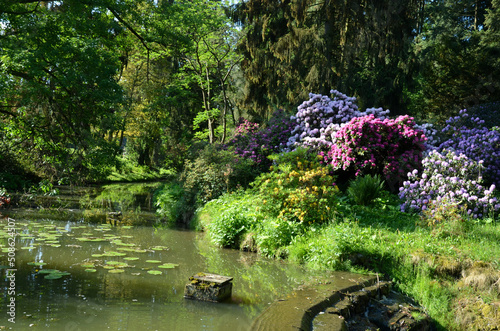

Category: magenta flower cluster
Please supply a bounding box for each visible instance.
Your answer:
[225,110,295,169]
[323,114,426,189]
[287,90,390,150]
[439,109,500,187]
[399,150,499,218]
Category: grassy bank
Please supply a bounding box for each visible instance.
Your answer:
[196,189,500,330]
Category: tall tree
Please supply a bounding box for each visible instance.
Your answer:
[408,0,499,120]
[235,0,424,117]
[0,1,127,181]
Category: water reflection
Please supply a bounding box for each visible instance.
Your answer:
[1,216,317,330]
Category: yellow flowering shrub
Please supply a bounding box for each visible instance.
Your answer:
[252,151,339,224]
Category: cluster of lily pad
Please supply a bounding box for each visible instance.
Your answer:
[1,220,180,278]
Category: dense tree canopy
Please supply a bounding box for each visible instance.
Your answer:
[1,0,499,185]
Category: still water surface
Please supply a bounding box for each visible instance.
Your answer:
[0,183,324,330]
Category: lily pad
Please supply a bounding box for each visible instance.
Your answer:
[84,269,97,273]
[21,246,35,250]
[76,237,92,242]
[45,274,63,279]
[80,263,95,268]
[37,269,60,274]
[103,265,115,270]
[147,270,162,275]
[103,251,126,257]
[158,263,179,269]
[108,269,125,274]
[105,261,128,267]
[28,262,47,266]
[123,257,139,261]
[151,246,168,251]
[117,247,136,252]
[91,254,104,258]
[145,260,162,264]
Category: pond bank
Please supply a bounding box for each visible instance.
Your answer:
[251,273,433,331]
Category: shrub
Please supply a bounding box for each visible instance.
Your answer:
[0,187,10,208]
[224,109,295,171]
[252,148,339,225]
[255,218,306,258]
[399,149,499,218]
[287,90,390,150]
[324,114,426,191]
[181,144,259,204]
[207,207,255,248]
[202,192,263,248]
[347,174,385,206]
[154,182,186,224]
[439,109,500,187]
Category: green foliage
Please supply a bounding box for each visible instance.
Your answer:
[408,0,500,118]
[347,174,385,206]
[202,192,263,248]
[252,148,339,224]
[181,144,259,204]
[29,180,59,196]
[154,182,186,225]
[235,0,422,115]
[420,199,470,238]
[255,218,306,258]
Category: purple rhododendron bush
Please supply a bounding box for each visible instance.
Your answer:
[399,150,499,218]
[323,114,426,191]
[287,90,389,150]
[398,108,500,218]
[224,109,295,171]
[439,109,500,187]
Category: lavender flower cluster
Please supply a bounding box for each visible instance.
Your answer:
[414,122,440,152]
[439,109,500,187]
[399,150,499,218]
[225,110,295,169]
[286,90,390,150]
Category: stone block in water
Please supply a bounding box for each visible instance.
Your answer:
[184,273,233,302]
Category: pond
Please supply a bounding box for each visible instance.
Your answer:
[0,183,329,330]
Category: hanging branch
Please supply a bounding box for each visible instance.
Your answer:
[107,6,151,81]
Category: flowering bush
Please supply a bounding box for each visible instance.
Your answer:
[252,148,339,224]
[0,187,10,208]
[287,90,390,150]
[225,109,295,170]
[415,122,440,151]
[399,150,499,218]
[466,102,500,129]
[439,109,500,187]
[323,114,426,190]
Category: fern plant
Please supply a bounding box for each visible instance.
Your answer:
[347,174,385,206]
